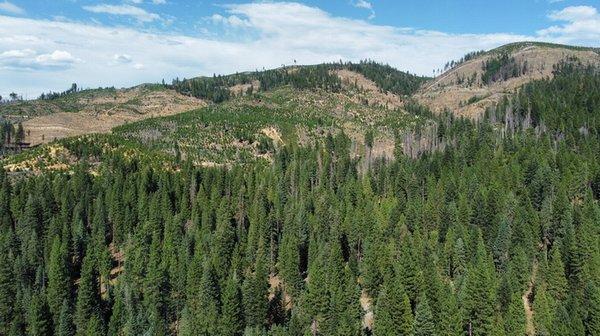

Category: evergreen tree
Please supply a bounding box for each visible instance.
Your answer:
[56,299,75,336]
[48,236,72,324]
[243,248,269,329]
[532,284,553,336]
[373,276,413,336]
[414,295,436,336]
[0,237,15,334]
[584,282,600,336]
[463,232,497,336]
[503,293,525,336]
[547,247,568,302]
[220,272,245,336]
[552,304,572,336]
[75,246,100,336]
[26,292,52,336]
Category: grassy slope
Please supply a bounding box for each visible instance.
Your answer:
[112,85,423,164]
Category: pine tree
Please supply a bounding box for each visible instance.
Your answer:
[552,304,572,336]
[547,247,568,302]
[532,284,553,336]
[48,236,72,324]
[584,281,600,336]
[303,246,329,331]
[414,295,436,336]
[220,272,244,336]
[75,246,100,335]
[26,292,51,336]
[144,230,167,335]
[438,284,462,336]
[321,267,361,336]
[243,246,269,329]
[503,293,525,336]
[192,260,220,335]
[56,299,75,336]
[373,276,413,336]
[463,232,497,336]
[0,237,15,334]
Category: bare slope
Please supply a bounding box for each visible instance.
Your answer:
[415,42,600,118]
[1,85,205,145]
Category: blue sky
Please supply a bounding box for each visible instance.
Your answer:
[1,0,599,98]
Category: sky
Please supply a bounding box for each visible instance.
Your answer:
[0,0,599,99]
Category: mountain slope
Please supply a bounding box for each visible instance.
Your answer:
[0,85,205,145]
[415,42,600,117]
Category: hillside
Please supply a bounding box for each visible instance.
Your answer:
[415,42,600,117]
[1,62,431,171]
[0,85,205,145]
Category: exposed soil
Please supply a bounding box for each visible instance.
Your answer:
[523,261,538,336]
[21,88,205,145]
[335,69,404,109]
[415,45,600,118]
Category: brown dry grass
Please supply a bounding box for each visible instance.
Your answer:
[415,45,600,118]
[335,69,404,109]
[22,88,205,145]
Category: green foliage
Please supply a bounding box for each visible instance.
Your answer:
[481,53,526,84]
[414,295,436,336]
[373,276,413,336]
[0,61,599,336]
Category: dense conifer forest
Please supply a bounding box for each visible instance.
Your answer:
[1,58,600,336]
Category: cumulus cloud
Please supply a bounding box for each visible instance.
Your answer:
[210,14,251,28]
[538,6,600,43]
[0,49,80,71]
[0,1,24,15]
[0,3,599,97]
[83,4,161,23]
[353,0,375,19]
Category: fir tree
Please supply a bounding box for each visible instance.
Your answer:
[414,295,436,336]
[220,272,245,336]
[75,246,100,336]
[373,276,413,336]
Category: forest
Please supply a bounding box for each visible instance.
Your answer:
[170,61,428,103]
[0,61,599,336]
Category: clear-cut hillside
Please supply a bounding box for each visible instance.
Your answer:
[0,85,206,145]
[414,42,600,118]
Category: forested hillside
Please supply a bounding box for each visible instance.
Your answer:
[171,61,428,103]
[0,47,600,336]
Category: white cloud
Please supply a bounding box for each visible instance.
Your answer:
[210,14,251,28]
[353,0,375,19]
[83,4,161,23]
[538,6,600,43]
[354,0,372,10]
[0,3,598,98]
[114,54,133,63]
[0,1,24,15]
[548,6,597,21]
[0,49,80,71]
